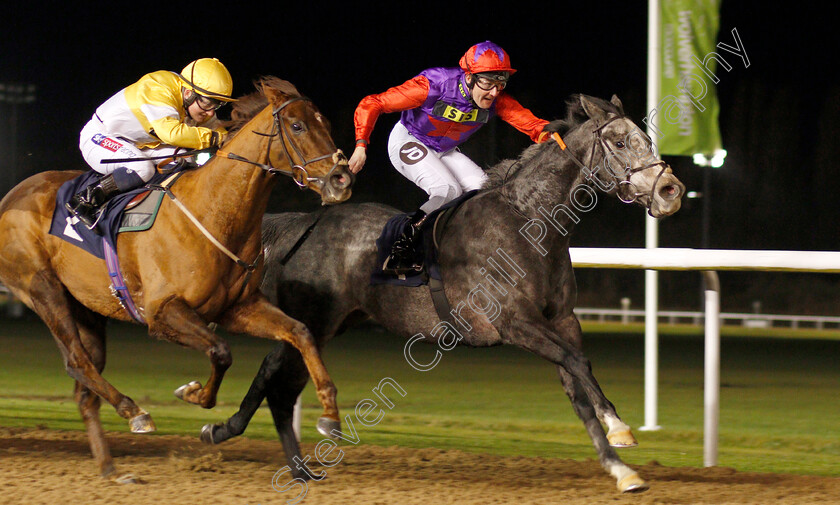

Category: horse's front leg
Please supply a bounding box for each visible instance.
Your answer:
[502,316,647,493]
[553,364,647,493]
[147,296,232,408]
[217,294,340,438]
[552,313,637,448]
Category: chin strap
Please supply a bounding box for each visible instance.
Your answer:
[182,87,197,109]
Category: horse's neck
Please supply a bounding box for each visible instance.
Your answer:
[173,109,276,238]
[503,129,590,231]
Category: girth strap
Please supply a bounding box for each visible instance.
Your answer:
[103,240,146,324]
[427,270,453,326]
[423,195,479,327]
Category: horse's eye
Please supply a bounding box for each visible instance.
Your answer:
[292,122,306,133]
[615,141,625,148]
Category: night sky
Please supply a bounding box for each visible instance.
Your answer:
[1,2,837,311]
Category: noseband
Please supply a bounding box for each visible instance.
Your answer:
[553,115,669,212]
[216,96,348,190]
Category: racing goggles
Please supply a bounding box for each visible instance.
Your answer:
[195,94,225,111]
[473,72,510,91]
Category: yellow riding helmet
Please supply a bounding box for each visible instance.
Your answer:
[179,58,236,102]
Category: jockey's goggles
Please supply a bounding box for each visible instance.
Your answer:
[195,94,225,111]
[474,72,510,91]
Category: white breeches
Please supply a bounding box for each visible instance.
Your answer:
[387,121,487,214]
[79,115,178,182]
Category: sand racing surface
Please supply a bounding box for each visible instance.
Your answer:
[1,427,838,505]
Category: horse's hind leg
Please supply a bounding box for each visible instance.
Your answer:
[147,296,232,409]
[201,342,293,440]
[28,270,152,433]
[71,307,140,482]
[71,307,114,478]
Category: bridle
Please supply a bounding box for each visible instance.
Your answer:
[215,96,349,190]
[551,115,669,213]
[153,95,349,294]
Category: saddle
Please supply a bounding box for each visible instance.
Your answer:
[370,191,478,287]
[48,170,181,259]
[370,191,478,323]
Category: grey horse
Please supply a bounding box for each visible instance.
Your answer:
[201,95,685,492]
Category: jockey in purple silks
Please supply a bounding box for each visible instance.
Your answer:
[349,41,550,275]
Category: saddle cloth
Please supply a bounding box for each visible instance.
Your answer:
[370,190,478,287]
[48,170,172,259]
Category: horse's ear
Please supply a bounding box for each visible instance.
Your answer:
[610,94,624,114]
[579,95,607,121]
[262,83,282,104]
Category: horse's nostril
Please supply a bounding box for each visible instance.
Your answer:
[331,173,350,190]
[661,184,680,199]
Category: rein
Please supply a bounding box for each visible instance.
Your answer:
[215,97,348,190]
[149,171,262,298]
[149,96,344,295]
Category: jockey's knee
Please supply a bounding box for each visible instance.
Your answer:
[421,184,461,214]
[123,163,156,184]
[461,172,489,191]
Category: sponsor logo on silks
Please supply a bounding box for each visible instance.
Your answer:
[91,133,124,152]
[399,142,428,165]
[63,216,84,242]
[459,81,469,99]
[432,101,489,124]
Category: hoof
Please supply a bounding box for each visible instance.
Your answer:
[617,473,649,493]
[174,381,202,404]
[200,423,221,445]
[607,429,638,448]
[129,411,156,434]
[112,473,142,484]
[316,416,341,440]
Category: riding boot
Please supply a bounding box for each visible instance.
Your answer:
[66,173,121,230]
[383,211,428,275]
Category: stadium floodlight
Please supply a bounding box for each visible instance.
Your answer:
[0,83,37,104]
[0,83,37,195]
[693,149,727,168]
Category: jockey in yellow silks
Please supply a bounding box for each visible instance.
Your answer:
[68,58,236,228]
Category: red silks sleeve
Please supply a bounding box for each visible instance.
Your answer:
[353,75,430,145]
[494,94,550,143]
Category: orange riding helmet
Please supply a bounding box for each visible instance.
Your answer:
[458,41,517,75]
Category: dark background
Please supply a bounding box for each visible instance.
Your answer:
[1,2,837,313]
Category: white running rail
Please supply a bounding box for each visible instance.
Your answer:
[570,247,840,467]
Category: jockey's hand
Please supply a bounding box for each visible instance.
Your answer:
[210,130,227,147]
[349,145,367,174]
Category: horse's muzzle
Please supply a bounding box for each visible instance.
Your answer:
[321,163,354,205]
[650,174,685,217]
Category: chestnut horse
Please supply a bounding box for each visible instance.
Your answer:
[0,77,352,481]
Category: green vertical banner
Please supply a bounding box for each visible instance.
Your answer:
[657,0,722,156]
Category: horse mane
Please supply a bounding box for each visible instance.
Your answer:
[483,94,623,189]
[223,76,301,137]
